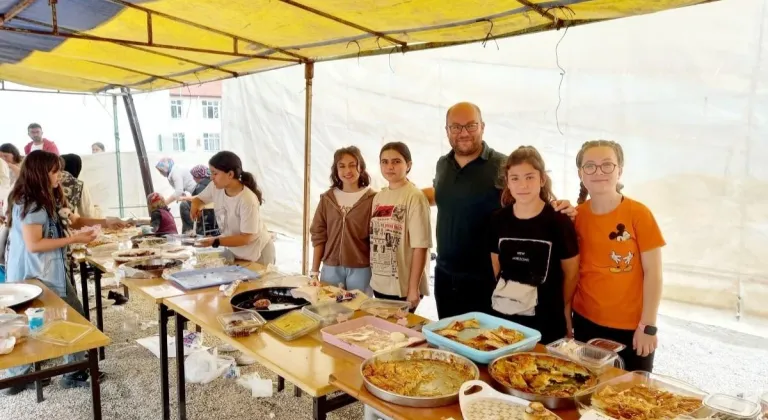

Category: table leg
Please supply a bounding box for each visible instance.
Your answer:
[93,268,105,360]
[294,386,302,397]
[277,376,285,392]
[313,396,328,420]
[159,304,170,420]
[175,312,187,420]
[123,284,130,298]
[34,362,43,403]
[80,261,90,321]
[88,348,102,420]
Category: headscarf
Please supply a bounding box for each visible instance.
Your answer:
[155,158,174,176]
[61,154,83,178]
[190,164,210,179]
[147,192,166,213]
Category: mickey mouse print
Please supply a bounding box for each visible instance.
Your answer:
[608,223,634,273]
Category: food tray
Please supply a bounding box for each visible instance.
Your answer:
[489,352,597,410]
[359,298,410,319]
[587,338,626,353]
[574,370,708,418]
[168,265,260,291]
[459,380,560,420]
[698,394,762,420]
[547,338,624,373]
[321,315,426,359]
[231,287,309,320]
[267,310,320,341]
[217,310,266,337]
[302,302,354,326]
[194,247,235,263]
[421,311,541,364]
[32,320,93,345]
[360,347,480,408]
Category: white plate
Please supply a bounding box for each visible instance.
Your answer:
[459,380,532,420]
[0,283,43,307]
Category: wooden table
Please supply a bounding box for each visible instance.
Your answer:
[163,278,361,420]
[329,343,624,420]
[120,260,268,420]
[0,280,111,419]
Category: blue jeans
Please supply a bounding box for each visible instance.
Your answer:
[6,279,85,378]
[321,265,372,296]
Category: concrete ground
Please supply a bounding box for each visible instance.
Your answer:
[2,235,766,418]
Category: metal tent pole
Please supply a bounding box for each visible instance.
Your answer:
[120,87,154,198]
[112,95,125,218]
[301,62,314,275]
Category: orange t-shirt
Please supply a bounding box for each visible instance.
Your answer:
[572,197,665,330]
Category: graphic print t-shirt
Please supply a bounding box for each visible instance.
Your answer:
[333,187,369,214]
[369,183,432,297]
[487,204,579,342]
[573,197,665,330]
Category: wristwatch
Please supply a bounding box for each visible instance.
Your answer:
[639,323,657,336]
[212,238,220,248]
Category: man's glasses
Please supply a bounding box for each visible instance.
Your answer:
[447,123,480,134]
[581,162,618,175]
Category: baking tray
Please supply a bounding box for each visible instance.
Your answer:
[489,352,598,410]
[168,265,260,291]
[361,347,480,408]
[0,283,43,308]
[421,311,541,364]
[231,287,309,320]
[574,370,708,418]
[321,315,426,359]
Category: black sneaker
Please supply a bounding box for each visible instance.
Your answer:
[60,369,108,389]
[1,379,51,396]
[107,291,129,305]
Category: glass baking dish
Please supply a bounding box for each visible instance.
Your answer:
[574,371,708,419]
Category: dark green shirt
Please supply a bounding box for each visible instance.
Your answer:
[433,142,507,275]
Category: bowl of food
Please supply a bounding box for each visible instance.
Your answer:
[122,258,184,277]
[361,347,480,408]
[488,352,598,409]
[230,287,310,320]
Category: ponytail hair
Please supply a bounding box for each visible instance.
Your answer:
[500,146,555,207]
[209,151,264,205]
[575,140,625,204]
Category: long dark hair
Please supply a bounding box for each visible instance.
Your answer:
[330,146,371,189]
[209,151,263,204]
[0,143,22,164]
[7,150,67,226]
[500,146,555,207]
[379,142,412,174]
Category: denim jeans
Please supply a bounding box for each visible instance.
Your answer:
[321,265,372,296]
[5,279,86,378]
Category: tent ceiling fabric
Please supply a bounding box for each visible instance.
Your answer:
[0,0,714,93]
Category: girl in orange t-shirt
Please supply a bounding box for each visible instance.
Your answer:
[571,140,665,372]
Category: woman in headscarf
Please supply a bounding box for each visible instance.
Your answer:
[155,157,196,232]
[147,192,178,235]
[179,164,214,234]
[60,154,96,218]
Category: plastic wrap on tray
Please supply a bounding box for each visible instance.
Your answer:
[217,311,266,337]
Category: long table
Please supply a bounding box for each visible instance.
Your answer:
[0,280,111,419]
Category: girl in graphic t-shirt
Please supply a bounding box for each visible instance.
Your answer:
[487,146,580,344]
[190,151,275,264]
[571,140,665,372]
[369,142,431,310]
[310,146,376,294]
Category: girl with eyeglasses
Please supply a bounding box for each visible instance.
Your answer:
[571,140,665,372]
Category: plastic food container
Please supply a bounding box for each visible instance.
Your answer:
[547,338,624,373]
[32,320,93,346]
[700,394,762,420]
[359,298,410,319]
[302,302,354,326]
[587,338,626,353]
[574,371,708,418]
[267,310,320,341]
[421,312,541,365]
[217,311,266,337]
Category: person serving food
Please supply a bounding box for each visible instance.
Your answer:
[189,151,275,264]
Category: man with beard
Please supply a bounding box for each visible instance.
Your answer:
[422,102,573,319]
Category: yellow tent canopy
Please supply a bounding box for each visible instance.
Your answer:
[0,0,715,93]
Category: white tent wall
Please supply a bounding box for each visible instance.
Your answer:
[222,0,768,318]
